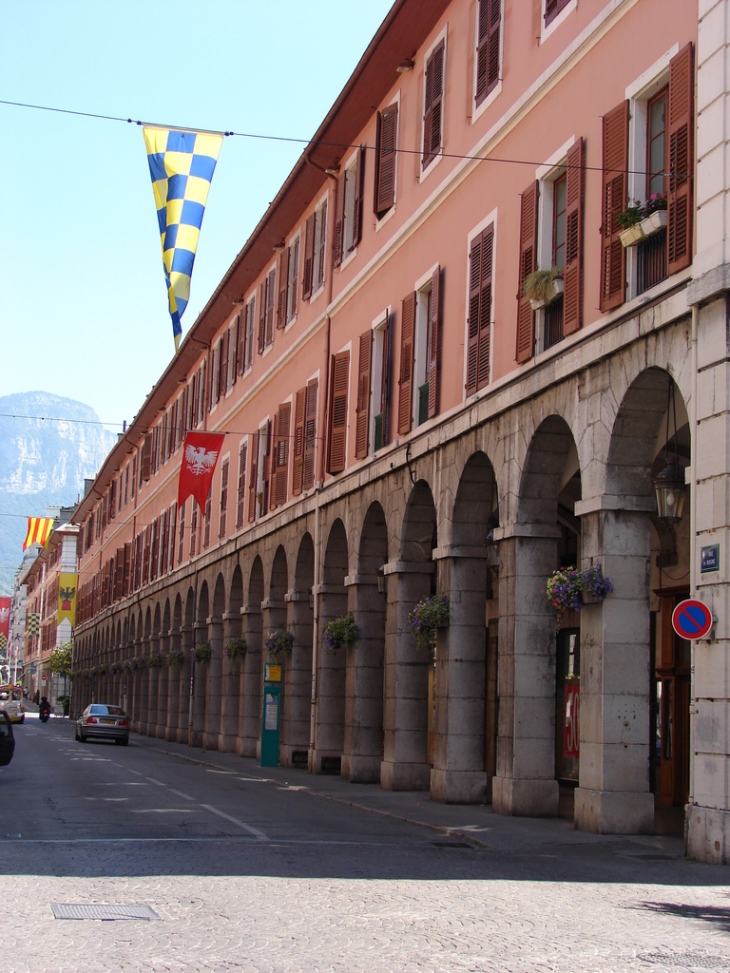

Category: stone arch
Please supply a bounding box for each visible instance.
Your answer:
[314,519,349,773]
[281,534,315,767]
[239,557,265,758]
[342,502,388,783]
[433,451,500,803]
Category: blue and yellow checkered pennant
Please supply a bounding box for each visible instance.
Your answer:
[26,612,40,637]
[143,127,223,350]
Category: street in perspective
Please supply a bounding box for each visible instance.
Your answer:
[1,710,728,973]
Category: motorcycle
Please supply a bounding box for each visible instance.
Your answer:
[38,706,51,723]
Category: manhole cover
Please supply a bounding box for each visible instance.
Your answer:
[639,954,728,969]
[52,903,159,921]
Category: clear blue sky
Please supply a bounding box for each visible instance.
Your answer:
[0,1,393,429]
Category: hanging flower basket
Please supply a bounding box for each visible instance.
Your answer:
[131,656,148,671]
[225,637,248,672]
[194,642,212,664]
[265,629,294,661]
[323,613,360,651]
[122,660,133,673]
[545,564,614,621]
[148,652,164,668]
[408,594,450,649]
[168,649,185,668]
[99,663,109,675]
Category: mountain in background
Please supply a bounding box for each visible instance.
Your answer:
[0,392,117,594]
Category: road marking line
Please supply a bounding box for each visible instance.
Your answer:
[145,777,165,786]
[169,789,196,801]
[199,803,269,841]
[128,769,143,776]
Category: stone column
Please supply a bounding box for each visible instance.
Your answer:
[342,572,386,783]
[574,501,655,834]
[311,583,347,773]
[380,560,434,791]
[179,622,194,745]
[190,620,208,748]
[218,612,241,753]
[430,547,489,804]
[166,627,181,742]
[281,589,313,767]
[492,526,561,817]
[203,613,223,750]
[146,630,160,737]
[156,627,170,739]
[238,603,262,758]
[130,637,143,732]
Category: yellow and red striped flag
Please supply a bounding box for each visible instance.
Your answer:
[23,517,54,550]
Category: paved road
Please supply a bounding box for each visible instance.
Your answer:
[1,716,728,973]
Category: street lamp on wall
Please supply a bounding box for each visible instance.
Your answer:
[653,379,686,524]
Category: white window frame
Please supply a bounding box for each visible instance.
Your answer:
[255,419,269,521]
[534,137,575,354]
[412,264,439,428]
[419,24,448,183]
[624,45,678,302]
[369,307,390,452]
[464,207,498,396]
[226,316,238,393]
[285,233,300,327]
[311,191,329,302]
[541,0,577,46]
[471,0,504,126]
[339,149,361,269]
[243,293,255,373]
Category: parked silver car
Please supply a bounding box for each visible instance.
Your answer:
[75,704,129,745]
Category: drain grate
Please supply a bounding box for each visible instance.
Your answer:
[52,903,159,921]
[638,954,728,970]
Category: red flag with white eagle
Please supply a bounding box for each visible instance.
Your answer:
[178,432,225,512]
[0,597,10,643]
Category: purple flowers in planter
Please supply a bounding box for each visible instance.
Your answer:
[545,564,613,618]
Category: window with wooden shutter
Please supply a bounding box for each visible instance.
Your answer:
[190,504,197,558]
[668,43,694,275]
[303,378,318,490]
[160,510,168,575]
[236,442,247,528]
[244,295,255,370]
[142,528,150,585]
[516,182,539,363]
[123,542,131,597]
[178,501,186,564]
[427,265,442,419]
[287,237,299,322]
[302,213,316,300]
[167,503,176,572]
[545,0,571,26]
[355,330,372,459]
[237,309,247,376]
[219,458,229,538]
[292,388,306,496]
[277,247,290,329]
[375,104,398,218]
[600,101,629,312]
[265,267,276,346]
[467,226,493,394]
[270,403,291,509]
[476,0,501,106]
[197,360,207,425]
[327,353,350,474]
[248,432,259,523]
[562,138,584,335]
[210,341,221,408]
[220,329,228,398]
[261,421,271,515]
[229,316,239,386]
[423,40,445,168]
[203,488,212,549]
[141,435,152,482]
[316,199,327,289]
[257,280,267,354]
[333,171,345,268]
[398,293,416,434]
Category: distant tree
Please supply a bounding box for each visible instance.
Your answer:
[49,640,73,678]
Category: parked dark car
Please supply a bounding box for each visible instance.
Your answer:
[75,704,129,745]
[0,711,15,766]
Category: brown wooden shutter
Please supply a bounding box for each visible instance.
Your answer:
[423,40,445,166]
[351,146,365,249]
[476,0,501,105]
[265,268,276,345]
[277,247,290,328]
[236,442,247,528]
[141,435,152,481]
[245,296,255,369]
[380,314,390,447]
[600,101,629,312]
[668,43,694,275]
[355,330,372,458]
[398,292,416,434]
[427,265,442,419]
[327,352,350,474]
[466,227,493,394]
[290,237,299,319]
[563,138,584,335]
[303,378,318,490]
[178,502,186,564]
[270,403,291,509]
[167,503,176,571]
[219,332,228,399]
[160,511,169,575]
[292,388,306,496]
[123,542,131,597]
[375,104,398,217]
[302,213,316,300]
[236,313,245,376]
[257,281,266,353]
[229,318,238,385]
[333,172,346,267]
[317,199,327,289]
[219,458,229,537]
[261,420,271,514]
[248,432,259,523]
[516,182,539,363]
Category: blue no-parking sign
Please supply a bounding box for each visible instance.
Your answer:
[672,599,713,640]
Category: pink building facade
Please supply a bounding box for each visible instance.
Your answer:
[71,0,730,863]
